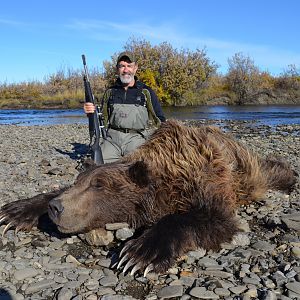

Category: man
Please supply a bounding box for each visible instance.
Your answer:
[84,51,166,163]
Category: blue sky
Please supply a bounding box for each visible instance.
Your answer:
[1,0,299,83]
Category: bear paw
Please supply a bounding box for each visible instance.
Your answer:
[0,202,38,234]
[116,229,174,276]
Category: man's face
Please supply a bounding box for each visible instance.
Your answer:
[117,59,138,84]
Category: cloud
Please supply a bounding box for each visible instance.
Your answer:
[0,18,27,27]
[67,19,300,74]
[67,19,181,42]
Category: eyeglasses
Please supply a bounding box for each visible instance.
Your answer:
[117,63,135,69]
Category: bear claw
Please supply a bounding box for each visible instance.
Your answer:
[130,263,142,276]
[143,264,154,277]
[117,253,129,269]
[116,243,156,277]
[119,244,130,257]
[0,215,7,225]
[123,258,135,274]
[2,222,13,236]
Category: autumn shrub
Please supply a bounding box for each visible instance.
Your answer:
[103,38,217,106]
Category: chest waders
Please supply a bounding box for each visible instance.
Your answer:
[99,86,161,163]
[103,87,161,133]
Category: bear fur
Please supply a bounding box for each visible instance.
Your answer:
[0,120,296,274]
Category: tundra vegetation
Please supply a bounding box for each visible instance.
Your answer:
[0,38,300,108]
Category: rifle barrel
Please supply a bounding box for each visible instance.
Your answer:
[82,54,104,165]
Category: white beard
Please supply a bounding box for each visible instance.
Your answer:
[119,74,134,84]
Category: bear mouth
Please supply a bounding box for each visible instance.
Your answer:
[54,218,86,234]
[48,210,75,233]
[56,224,74,233]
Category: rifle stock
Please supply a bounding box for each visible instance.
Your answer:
[82,54,105,165]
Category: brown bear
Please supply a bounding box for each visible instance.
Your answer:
[0,120,296,275]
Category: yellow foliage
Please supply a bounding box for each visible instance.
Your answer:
[138,69,172,105]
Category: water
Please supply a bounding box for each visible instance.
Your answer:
[0,105,300,126]
[0,109,85,126]
[163,105,300,126]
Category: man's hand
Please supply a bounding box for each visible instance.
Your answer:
[84,103,96,114]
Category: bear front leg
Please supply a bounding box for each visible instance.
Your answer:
[0,187,68,233]
[117,205,239,275]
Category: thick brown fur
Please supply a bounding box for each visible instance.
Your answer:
[0,120,296,274]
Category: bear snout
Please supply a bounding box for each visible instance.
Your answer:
[48,198,64,221]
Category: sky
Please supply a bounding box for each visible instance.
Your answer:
[0,0,299,83]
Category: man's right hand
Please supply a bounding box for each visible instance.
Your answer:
[84,103,96,114]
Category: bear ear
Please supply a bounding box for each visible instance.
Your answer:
[80,158,97,172]
[128,161,150,188]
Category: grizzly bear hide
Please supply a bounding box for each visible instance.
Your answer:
[0,120,296,275]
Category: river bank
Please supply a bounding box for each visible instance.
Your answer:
[2,105,300,127]
[0,120,299,299]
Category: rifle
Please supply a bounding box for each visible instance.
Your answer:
[81,54,106,165]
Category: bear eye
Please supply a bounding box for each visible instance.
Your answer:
[90,177,103,188]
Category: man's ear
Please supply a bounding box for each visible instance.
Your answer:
[128,161,150,188]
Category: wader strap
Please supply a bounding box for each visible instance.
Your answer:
[101,88,112,126]
[102,86,161,128]
[142,88,161,127]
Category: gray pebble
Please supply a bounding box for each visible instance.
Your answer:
[100,275,119,287]
[115,228,134,241]
[0,122,299,299]
[13,267,40,281]
[189,287,219,299]
[285,281,300,295]
[24,279,56,294]
[251,240,275,251]
[157,285,184,299]
[56,287,73,300]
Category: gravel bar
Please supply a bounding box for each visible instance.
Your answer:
[0,120,299,300]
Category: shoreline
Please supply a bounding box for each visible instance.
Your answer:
[1,105,300,128]
[0,121,299,299]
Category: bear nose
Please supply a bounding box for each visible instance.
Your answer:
[48,198,64,220]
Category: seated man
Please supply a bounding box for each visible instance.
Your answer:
[84,52,165,163]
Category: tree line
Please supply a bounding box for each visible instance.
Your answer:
[0,38,299,108]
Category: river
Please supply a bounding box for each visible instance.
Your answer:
[0,105,300,127]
